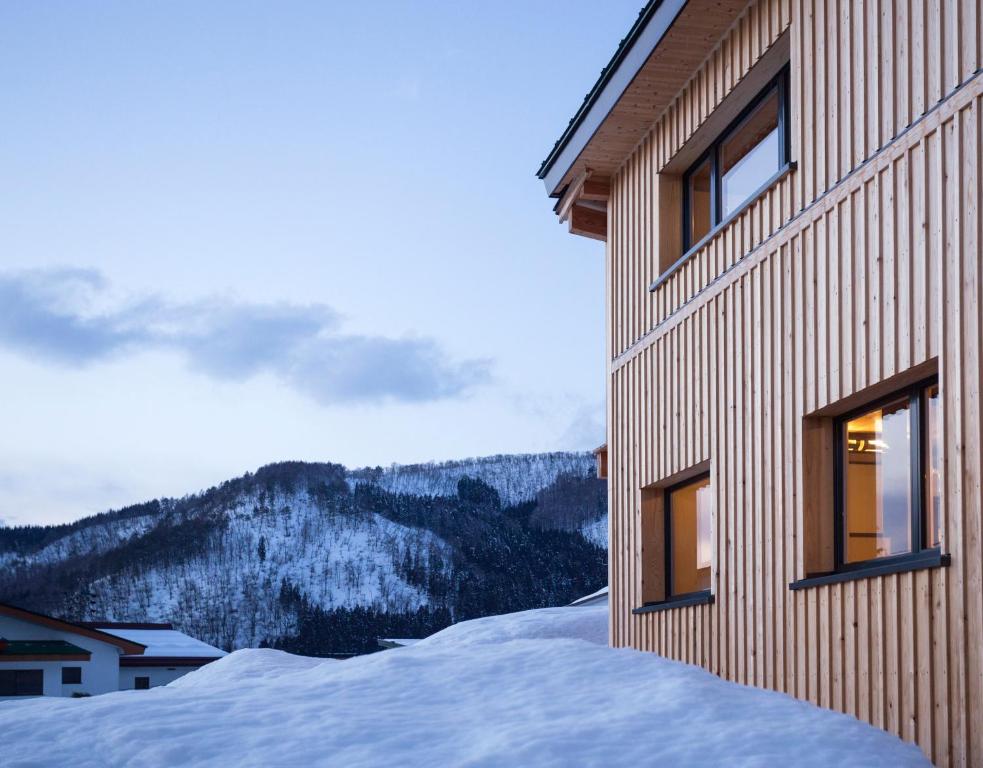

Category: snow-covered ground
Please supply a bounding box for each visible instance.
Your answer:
[0,606,928,767]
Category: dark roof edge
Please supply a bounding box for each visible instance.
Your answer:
[81,622,174,630]
[120,656,223,667]
[536,0,686,195]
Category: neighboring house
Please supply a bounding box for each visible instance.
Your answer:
[537,2,981,766]
[569,587,608,607]
[377,638,421,650]
[83,623,226,690]
[0,603,145,699]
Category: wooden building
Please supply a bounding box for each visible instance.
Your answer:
[537,1,981,764]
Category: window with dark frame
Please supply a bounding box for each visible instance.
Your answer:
[682,67,791,253]
[0,669,43,696]
[665,474,713,599]
[61,666,82,685]
[135,676,150,690]
[834,378,942,572]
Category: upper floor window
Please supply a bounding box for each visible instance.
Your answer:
[683,68,790,251]
[836,378,941,569]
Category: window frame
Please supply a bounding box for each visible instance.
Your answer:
[135,676,151,690]
[61,666,82,685]
[682,66,791,253]
[663,472,713,602]
[832,376,941,575]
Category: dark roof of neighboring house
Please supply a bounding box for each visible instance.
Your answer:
[0,640,92,661]
[536,0,679,190]
[0,602,146,656]
[120,656,223,668]
[79,622,174,631]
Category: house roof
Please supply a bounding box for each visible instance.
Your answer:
[0,602,146,656]
[536,0,675,187]
[536,0,749,197]
[0,640,92,661]
[90,626,226,661]
[569,586,609,607]
[377,638,421,650]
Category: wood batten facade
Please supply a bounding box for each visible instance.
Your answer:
[539,0,982,765]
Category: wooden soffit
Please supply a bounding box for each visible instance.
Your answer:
[538,0,747,197]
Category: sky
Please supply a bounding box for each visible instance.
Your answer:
[0,1,641,526]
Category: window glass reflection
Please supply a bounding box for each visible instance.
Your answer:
[721,90,780,218]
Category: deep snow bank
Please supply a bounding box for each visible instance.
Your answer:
[0,605,928,768]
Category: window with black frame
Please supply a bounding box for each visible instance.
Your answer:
[61,666,82,685]
[683,67,790,252]
[665,474,713,598]
[835,379,942,571]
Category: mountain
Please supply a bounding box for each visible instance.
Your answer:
[0,453,607,655]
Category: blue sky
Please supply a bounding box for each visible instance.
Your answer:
[0,1,639,525]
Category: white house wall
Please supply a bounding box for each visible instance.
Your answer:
[0,615,120,697]
[119,665,199,690]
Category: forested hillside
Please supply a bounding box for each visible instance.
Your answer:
[0,453,607,655]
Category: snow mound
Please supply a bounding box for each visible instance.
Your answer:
[168,648,333,691]
[419,604,608,648]
[0,606,929,768]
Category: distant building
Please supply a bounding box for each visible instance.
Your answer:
[85,623,226,690]
[0,602,225,698]
[0,602,145,699]
[568,587,608,607]
[376,638,421,650]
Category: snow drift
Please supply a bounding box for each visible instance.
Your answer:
[0,605,928,767]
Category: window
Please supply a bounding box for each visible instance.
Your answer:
[835,378,941,570]
[0,669,43,696]
[666,474,713,597]
[61,666,82,685]
[135,676,150,690]
[682,68,790,251]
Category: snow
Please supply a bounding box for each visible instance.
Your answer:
[93,627,226,658]
[0,605,928,767]
[84,501,453,649]
[579,513,608,547]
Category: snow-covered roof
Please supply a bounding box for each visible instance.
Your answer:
[93,627,226,659]
[569,586,608,607]
[377,638,421,649]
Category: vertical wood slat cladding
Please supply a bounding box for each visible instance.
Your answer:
[603,0,983,760]
[608,0,792,358]
[611,0,982,357]
[609,79,983,766]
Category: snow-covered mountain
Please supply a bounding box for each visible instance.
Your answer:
[0,453,607,654]
[348,452,597,506]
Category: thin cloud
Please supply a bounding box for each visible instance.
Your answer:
[0,268,491,405]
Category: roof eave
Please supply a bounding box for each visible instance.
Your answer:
[536,0,689,196]
[0,602,147,656]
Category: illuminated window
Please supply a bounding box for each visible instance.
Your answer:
[682,67,789,251]
[666,475,712,596]
[836,379,942,568]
